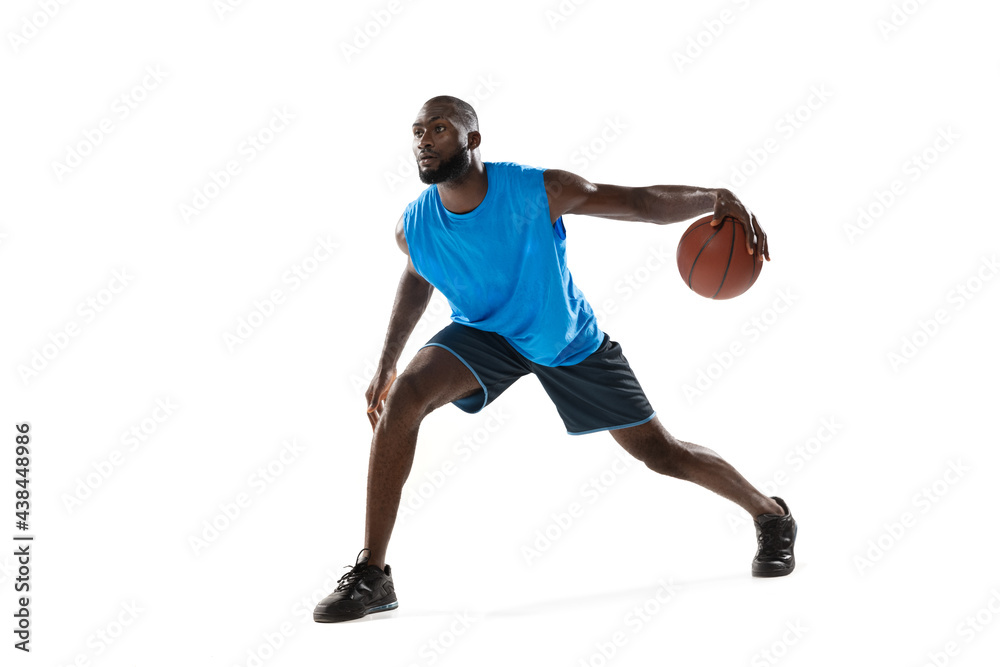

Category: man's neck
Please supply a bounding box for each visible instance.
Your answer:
[438,160,488,214]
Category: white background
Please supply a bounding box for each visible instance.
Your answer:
[2,0,999,665]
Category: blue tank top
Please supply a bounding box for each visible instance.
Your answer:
[403,161,604,367]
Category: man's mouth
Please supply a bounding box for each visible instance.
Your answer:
[418,153,437,165]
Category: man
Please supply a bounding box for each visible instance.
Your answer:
[313,96,796,623]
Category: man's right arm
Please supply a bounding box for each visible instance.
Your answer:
[365,214,435,426]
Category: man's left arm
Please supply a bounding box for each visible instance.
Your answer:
[543,169,769,260]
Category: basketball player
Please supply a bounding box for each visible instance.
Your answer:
[313,96,796,623]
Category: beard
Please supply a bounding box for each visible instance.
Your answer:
[417,148,472,185]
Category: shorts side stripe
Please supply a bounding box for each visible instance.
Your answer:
[566,411,656,436]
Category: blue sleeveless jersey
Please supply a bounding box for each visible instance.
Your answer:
[403,161,604,367]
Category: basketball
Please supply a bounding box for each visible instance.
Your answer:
[676,214,762,299]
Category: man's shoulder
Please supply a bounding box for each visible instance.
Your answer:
[488,161,550,195]
[403,185,438,218]
[488,160,547,176]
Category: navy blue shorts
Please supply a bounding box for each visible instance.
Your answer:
[422,323,656,435]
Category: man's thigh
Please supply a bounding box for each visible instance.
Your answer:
[418,323,532,414]
[388,344,485,417]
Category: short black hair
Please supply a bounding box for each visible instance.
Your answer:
[424,95,479,133]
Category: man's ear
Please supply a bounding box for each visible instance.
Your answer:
[467,131,482,151]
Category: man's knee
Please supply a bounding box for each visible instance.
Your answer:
[651,447,693,480]
[618,428,691,480]
[641,441,689,479]
[380,372,439,427]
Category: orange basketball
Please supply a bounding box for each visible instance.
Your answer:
[676,214,762,299]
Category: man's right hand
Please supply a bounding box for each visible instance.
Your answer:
[366,366,397,430]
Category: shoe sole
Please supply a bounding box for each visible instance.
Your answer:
[752,561,795,577]
[313,600,398,623]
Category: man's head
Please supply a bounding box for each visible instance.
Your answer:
[412,96,481,185]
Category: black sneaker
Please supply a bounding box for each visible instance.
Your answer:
[752,497,797,577]
[313,549,398,623]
